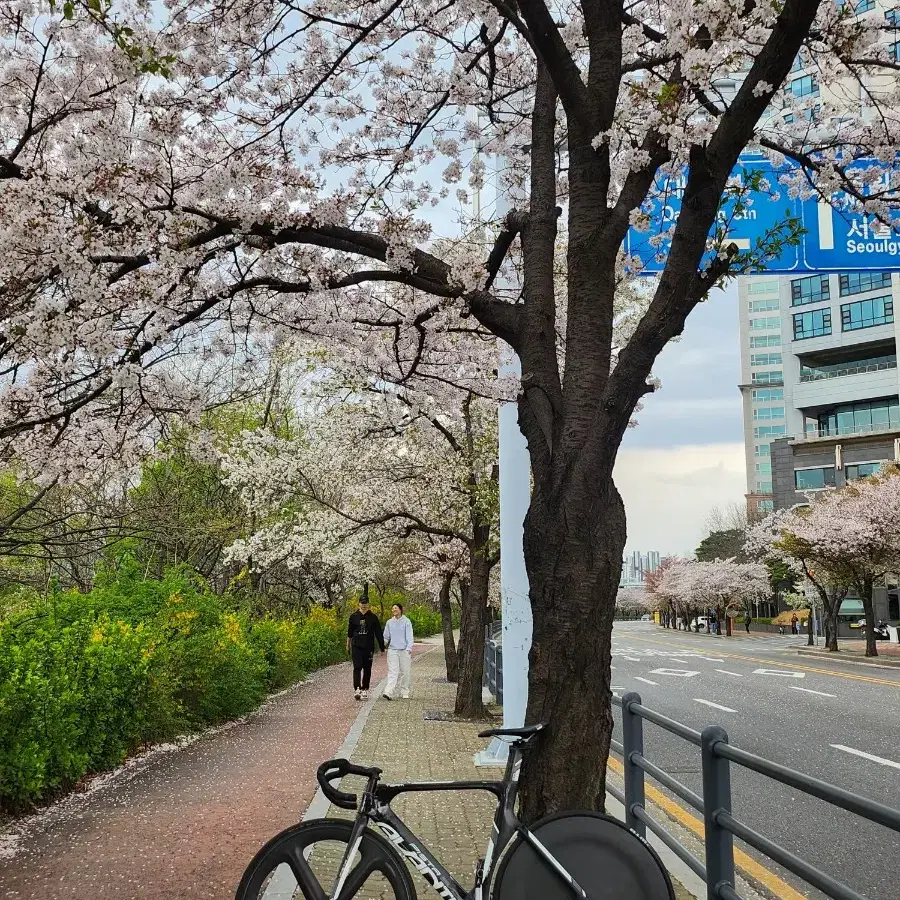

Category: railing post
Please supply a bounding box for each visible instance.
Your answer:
[701,725,735,900]
[621,691,646,837]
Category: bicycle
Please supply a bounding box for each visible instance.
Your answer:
[235,723,675,900]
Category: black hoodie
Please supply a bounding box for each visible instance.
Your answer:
[348,609,385,653]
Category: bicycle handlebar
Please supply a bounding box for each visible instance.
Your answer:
[316,758,382,810]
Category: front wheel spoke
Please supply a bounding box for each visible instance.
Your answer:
[334,856,383,899]
[285,845,328,900]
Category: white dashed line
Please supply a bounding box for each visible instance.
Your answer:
[831,745,900,770]
[635,677,658,686]
[790,686,836,698]
[715,669,744,677]
[624,656,641,662]
[694,698,737,713]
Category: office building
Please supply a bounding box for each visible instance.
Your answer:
[738,273,900,517]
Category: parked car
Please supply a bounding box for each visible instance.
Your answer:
[854,618,890,640]
[691,616,712,631]
[641,614,652,621]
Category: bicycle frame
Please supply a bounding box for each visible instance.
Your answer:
[330,743,589,900]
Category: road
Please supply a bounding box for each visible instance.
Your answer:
[609,622,900,900]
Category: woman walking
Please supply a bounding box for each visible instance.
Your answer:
[382,603,414,700]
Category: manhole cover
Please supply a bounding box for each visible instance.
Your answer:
[423,710,456,722]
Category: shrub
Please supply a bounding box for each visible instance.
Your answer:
[0,568,345,812]
[403,604,442,638]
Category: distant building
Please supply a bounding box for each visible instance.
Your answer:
[619,550,662,588]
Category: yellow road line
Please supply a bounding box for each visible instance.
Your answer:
[624,633,900,688]
[607,757,806,900]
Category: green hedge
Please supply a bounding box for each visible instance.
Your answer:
[0,567,345,811]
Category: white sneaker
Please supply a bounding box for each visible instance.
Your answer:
[401,694,410,699]
[361,690,369,700]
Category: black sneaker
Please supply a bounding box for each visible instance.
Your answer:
[382,693,393,701]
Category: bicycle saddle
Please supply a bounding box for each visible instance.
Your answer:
[478,723,546,740]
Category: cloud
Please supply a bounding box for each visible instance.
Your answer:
[614,443,747,557]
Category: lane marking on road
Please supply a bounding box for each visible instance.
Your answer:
[606,756,808,900]
[715,669,744,677]
[624,656,641,662]
[650,668,700,678]
[610,666,616,670]
[621,634,900,688]
[753,668,805,679]
[790,686,836,697]
[694,698,737,713]
[635,677,658,686]
[831,745,900,770]
[696,657,725,662]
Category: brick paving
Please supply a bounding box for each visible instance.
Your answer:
[336,640,694,899]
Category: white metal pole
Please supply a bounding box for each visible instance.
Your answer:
[474,143,533,767]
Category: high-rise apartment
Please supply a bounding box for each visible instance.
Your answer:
[738,272,900,517]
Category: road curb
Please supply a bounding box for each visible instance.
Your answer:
[794,648,900,669]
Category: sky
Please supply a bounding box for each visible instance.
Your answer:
[615,281,747,558]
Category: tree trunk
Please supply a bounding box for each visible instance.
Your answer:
[438,571,458,682]
[453,549,491,718]
[519,478,625,822]
[858,577,878,658]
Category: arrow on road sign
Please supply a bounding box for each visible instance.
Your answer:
[752,668,805,678]
[650,668,701,678]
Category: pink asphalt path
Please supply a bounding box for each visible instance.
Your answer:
[0,652,397,900]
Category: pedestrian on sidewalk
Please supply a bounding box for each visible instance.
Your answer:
[382,603,414,700]
[791,612,798,635]
[347,594,384,701]
[745,614,752,634]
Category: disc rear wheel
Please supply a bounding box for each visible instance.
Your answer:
[492,812,675,900]
[235,818,417,900]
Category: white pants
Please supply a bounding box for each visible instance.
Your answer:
[385,648,412,698]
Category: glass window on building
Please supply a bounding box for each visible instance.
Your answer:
[793,308,832,339]
[754,425,787,438]
[755,444,772,456]
[749,298,780,312]
[799,354,896,382]
[750,353,783,367]
[839,272,892,296]
[751,370,784,384]
[854,0,875,12]
[790,274,829,306]
[747,280,779,295]
[756,461,772,475]
[752,388,784,402]
[790,74,819,98]
[756,480,773,493]
[795,467,836,490]
[753,406,785,420]
[757,499,774,513]
[750,316,782,330]
[816,398,900,436]
[840,295,894,331]
[845,462,883,481]
[750,334,781,348]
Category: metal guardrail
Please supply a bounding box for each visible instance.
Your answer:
[609,691,900,900]
[798,360,896,383]
[483,622,503,704]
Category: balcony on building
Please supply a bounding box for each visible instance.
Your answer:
[791,342,897,410]
[791,394,900,443]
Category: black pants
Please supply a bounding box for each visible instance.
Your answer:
[352,646,373,690]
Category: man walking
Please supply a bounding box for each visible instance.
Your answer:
[347,594,384,701]
[745,614,752,634]
[382,603,414,700]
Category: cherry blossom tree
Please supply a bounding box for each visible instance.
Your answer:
[749,473,900,656]
[5,0,900,817]
[221,380,499,713]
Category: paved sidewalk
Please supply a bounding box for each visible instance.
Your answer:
[0,654,389,900]
[336,640,695,899]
